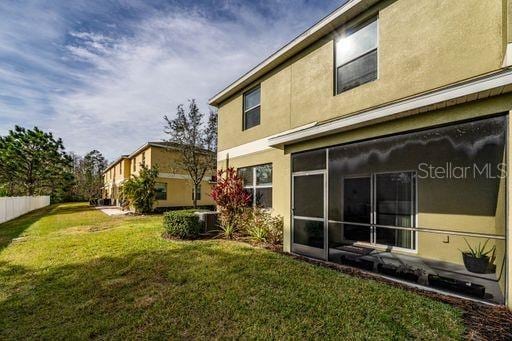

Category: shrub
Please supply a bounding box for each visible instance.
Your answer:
[240,208,283,245]
[163,210,202,239]
[120,164,159,213]
[210,168,251,238]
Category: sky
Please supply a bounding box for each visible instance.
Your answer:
[0,0,344,161]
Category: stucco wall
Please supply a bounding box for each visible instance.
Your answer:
[153,177,215,208]
[218,0,505,151]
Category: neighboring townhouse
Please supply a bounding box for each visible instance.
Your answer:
[103,155,130,206]
[210,0,512,308]
[103,142,216,210]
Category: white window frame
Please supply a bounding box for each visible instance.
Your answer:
[338,170,418,253]
[334,16,379,95]
[240,164,272,208]
[243,86,261,131]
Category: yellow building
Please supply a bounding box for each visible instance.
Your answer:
[102,142,216,210]
[210,0,512,308]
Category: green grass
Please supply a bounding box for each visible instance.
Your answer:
[0,203,465,339]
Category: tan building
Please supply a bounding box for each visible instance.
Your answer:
[102,142,216,210]
[210,0,512,308]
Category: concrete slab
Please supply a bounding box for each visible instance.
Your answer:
[96,206,130,216]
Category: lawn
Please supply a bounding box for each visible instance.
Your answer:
[0,203,464,339]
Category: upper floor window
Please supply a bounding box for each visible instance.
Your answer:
[132,158,136,171]
[142,152,146,166]
[238,163,272,208]
[243,86,260,130]
[335,17,378,94]
[119,163,122,174]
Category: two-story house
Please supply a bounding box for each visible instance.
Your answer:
[210,0,512,308]
[103,142,216,210]
[103,155,130,205]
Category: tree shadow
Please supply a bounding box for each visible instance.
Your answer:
[0,205,52,252]
[0,242,466,340]
[0,203,95,252]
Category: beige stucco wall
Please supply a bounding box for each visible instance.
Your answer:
[154,177,215,208]
[130,148,151,177]
[218,0,505,151]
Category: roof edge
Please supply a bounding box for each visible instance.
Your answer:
[208,0,375,107]
[268,68,512,146]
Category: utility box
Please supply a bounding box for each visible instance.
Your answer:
[195,211,218,233]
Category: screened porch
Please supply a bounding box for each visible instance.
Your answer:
[291,114,507,304]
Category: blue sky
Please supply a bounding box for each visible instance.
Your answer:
[0,0,343,160]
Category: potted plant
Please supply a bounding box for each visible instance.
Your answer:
[460,239,495,274]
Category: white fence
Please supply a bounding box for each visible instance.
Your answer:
[0,196,50,224]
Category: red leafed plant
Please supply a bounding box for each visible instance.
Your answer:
[210,167,251,238]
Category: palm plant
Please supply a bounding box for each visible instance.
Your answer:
[120,164,159,214]
[461,238,495,259]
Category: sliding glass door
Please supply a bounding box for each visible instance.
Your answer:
[343,176,371,243]
[374,172,416,249]
[340,172,416,250]
[375,172,416,249]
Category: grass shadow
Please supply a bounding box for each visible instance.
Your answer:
[0,242,467,340]
[0,205,54,252]
[0,203,96,252]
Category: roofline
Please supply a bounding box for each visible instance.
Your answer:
[103,155,129,173]
[105,141,216,175]
[268,68,512,146]
[127,141,184,159]
[103,142,173,174]
[208,0,377,107]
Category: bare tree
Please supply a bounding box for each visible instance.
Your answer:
[164,99,217,208]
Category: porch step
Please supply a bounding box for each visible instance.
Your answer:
[334,244,374,255]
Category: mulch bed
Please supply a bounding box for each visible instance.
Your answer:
[279,251,512,341]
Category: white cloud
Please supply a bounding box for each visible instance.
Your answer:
[0,1,342,160]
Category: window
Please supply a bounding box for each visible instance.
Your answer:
[132,159,136,171]
[142,152,146,166]
[192,184,201,201]
[155,183,167,200]
[243,86,260,130]
[238,164,272,208]
[335,18,378,94]
[119,163,122,174]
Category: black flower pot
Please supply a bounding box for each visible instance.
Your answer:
[462,253,490,274]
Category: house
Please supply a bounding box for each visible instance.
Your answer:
[210,0,512,308]
[102,142,216,210]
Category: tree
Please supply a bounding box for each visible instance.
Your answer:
[120,164,159,214]
[210,168,251,238]
[163,99,217,208]
[71,150,107,201]
[0,126,72,198]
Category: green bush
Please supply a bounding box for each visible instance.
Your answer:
[239,208,283,245]
[163,210,202,239]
